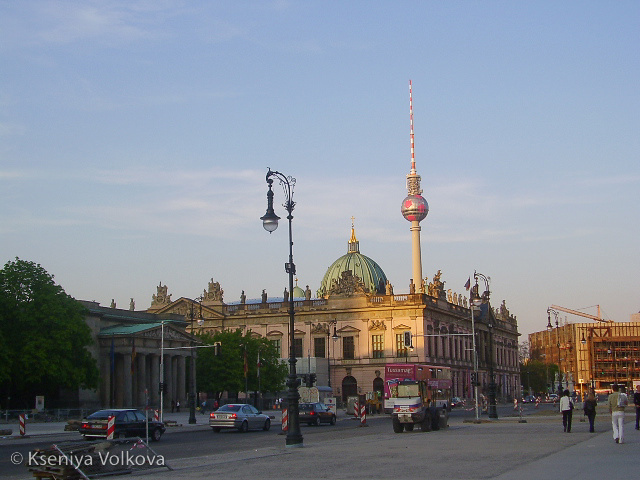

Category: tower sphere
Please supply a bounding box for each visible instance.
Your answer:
[401,194,428,222]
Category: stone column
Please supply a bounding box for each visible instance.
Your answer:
[115,355,124,407]
[137,353,147,406]
[100,346,111,408]
[123,352,133,407]
[164,354,173,408]
[150,354,159,407]
[177,355,186,406]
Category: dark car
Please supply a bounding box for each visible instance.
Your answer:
[299,402,336,426]
[209,404,271,432]
[450,397,464,408]
[80,409,165,441]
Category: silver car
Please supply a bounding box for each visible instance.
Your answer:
[209,404,271,433]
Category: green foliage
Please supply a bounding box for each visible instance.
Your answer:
[196,329,287,400]
[521,360,558,395]
[0,258,99,404]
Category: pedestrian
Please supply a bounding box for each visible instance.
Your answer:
[634,385,640,430]
[176,400,181,412]
[559,389,573,433]
[608,384,628,444]
[583,391,597,433]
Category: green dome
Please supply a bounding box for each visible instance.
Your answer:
[317,226,387,298]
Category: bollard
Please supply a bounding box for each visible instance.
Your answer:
[19,414,25,436]
[154,409,159,422]
[281,408,288,432]
[106,415,115,439]
[359,403,367,427]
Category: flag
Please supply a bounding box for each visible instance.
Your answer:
[131,338,136,375]
[243,349,248,377]
[110,337,115,374]
[464,277,471,291]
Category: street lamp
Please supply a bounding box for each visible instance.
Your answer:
[469,285,481,423]
[261,168,303,447]
[474,271,497,419]
[547,307,562,393]
[327,319,338,388]
[187,296,203,425]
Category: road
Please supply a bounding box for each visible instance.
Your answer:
[0,401,560,479]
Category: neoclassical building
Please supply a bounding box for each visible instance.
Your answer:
[80,299,194,409]
[146,226,521,404]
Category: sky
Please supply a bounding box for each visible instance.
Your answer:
[1,1,638,338]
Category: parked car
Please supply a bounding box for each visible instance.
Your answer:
[450,397,464,408]
[80,409,165,441]
[522,395,537,403]
[547,394,559,403]
[299,402,336,426]
[209,404,271,432]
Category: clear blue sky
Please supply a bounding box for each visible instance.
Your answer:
[1,1,638,337]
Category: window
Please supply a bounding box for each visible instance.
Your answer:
[396,333,408,357]
[372,334,384,358]
[271,339,281,357]
[343,336,355,359]
[314,336,326,358]
[293,338,303,358]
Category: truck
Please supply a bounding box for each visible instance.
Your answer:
[384,363,452,413]
[391,379,449,433]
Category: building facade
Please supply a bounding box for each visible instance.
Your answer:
[529,321,640,395]
[80,300,194,410]
[147,229,521,404]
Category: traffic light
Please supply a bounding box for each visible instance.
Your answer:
[309,373,316,386]
[404,331,412,348]
[158,382,164,394]
[471,373,479,386]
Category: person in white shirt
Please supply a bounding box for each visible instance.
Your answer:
[559,389,573,433]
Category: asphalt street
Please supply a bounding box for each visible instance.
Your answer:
[2,404,639,480]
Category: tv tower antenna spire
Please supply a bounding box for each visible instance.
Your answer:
[401,80,429,292]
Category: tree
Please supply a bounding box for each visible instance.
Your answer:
[0,258,99,407]
[520,359,558,395]
[196,329,287,401]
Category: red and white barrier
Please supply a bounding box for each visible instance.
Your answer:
[513,398,518,410]
[106,415,115,439]
[154,409,159,422]
[19,414,25,436]
[281,408,288,432]
[359,403,367,426]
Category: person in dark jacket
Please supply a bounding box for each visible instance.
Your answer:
[583,392,597,433]
[634,385,640,430]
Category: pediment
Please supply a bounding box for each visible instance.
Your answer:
[293,328,306,336]
[152,297,225,320]
[266,330,284,337]
[393,323,411,330]
[337,325,360,334]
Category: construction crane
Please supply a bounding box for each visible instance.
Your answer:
[549,304,613,323]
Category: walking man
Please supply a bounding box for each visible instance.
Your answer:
[634,384,640,430]
[608,384,627,444]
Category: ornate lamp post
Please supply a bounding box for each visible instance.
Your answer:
[261,168,303,447]
[327,319,339,388]
[473,271,497,419]
[547,307,562,393]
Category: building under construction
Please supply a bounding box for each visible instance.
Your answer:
[529,306,640,396]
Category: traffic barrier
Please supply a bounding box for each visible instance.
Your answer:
[106,415,115,439]
[359,403,367,426]
[354,400,359,419]
[513,398,518,410]
[19,414,25,436]
[154,409,159,422]
[281,408,288,432]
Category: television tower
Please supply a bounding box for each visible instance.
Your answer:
[400,80,429,292]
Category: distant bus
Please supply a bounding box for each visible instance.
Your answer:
[384,364,452,413]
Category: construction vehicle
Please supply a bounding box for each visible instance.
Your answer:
[390,379,448,433]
